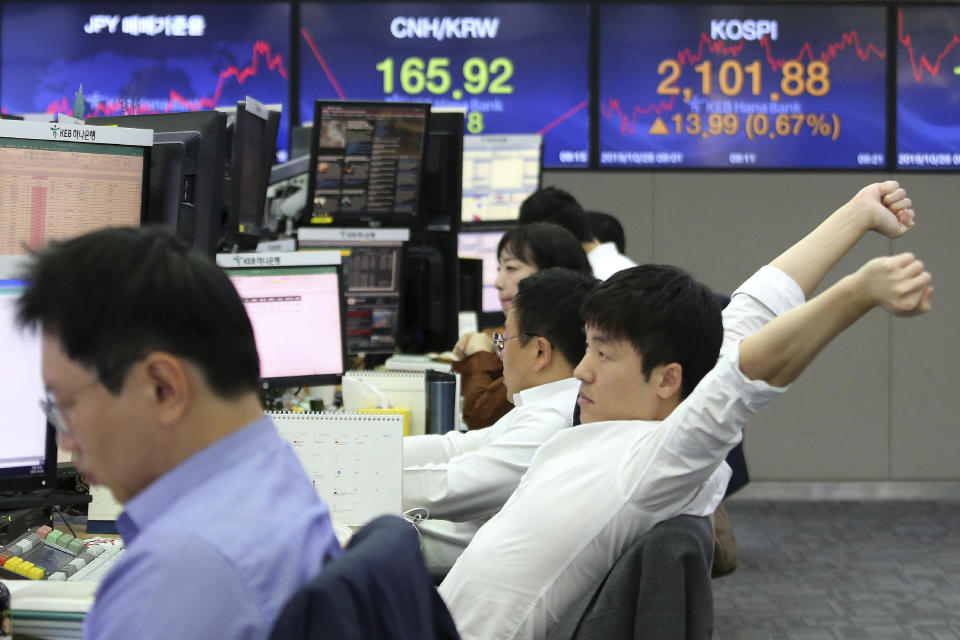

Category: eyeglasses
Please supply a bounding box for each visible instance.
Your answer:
[492,331,536,359]
[39,378,100,437]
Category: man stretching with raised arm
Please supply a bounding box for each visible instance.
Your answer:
[439,182,931,640]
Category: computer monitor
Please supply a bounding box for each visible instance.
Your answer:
[265,155,311,234]
[303,101,430,228]
[458,229,507,323]
[88,110,228,258]
[291,124,313,159]
[298,227,407,356]
[418,110,464,232]
[219,251,346,389]
[403,230,459,354]
[147,130,201,240]
[462,134,543,225]
[223,99,281,249]
[458,258,483,314]
[0,120,150,254]
[0,257,56,496]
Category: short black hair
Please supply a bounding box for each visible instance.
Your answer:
[580,265,722,399]
[17,226,260,397]
[497,223,592,276]
[512,268,598,368]
[517,187,594,243]
[587,211,626,254]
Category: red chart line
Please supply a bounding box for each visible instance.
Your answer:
[301,28,346,100]
[604,28,885,136]
[538,100,588,135]
[44,40,288,116]
[898,8,960,82]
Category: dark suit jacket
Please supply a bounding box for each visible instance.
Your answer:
[269,515,460,640]
[547,515,715,640]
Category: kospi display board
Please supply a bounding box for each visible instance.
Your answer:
[599,5,888,169]
[299,2,590,168]
[0,2,292,158]
[896,6,960,170]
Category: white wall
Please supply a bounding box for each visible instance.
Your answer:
[544,170,959,481]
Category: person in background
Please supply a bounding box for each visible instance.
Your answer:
[16,227,341,640]
[587,210,627,255]
[441,182,928,639]
[518,187,637,280]
[406,268,597,579]
[453,222,592,429]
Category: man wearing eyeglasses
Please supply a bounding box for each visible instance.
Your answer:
[402,268,597,579]
[16,227,341,640]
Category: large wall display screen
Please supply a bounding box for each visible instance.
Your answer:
[299,2,590,168]
[1,2,291,159]
[599,5,888,169]
[896,6,960,170]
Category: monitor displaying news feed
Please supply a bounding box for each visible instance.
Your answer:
[305,100,429,228]
[219,251,346,388]
[0,120,151,254]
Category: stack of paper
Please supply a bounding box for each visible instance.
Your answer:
[2,580,97,639]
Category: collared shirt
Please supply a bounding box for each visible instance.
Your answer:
[439,265,804,640]
[587,242,638,280]
[403,377,582,524]
[84,415,341,640]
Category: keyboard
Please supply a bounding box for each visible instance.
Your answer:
[0,525,124,582]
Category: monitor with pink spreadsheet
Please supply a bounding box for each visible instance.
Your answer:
[219,251,346,388]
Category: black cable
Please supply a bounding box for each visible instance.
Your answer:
[53,505,77,538]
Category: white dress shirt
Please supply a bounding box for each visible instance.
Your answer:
[587,242,638,280]
[439,265,805,640]
[403,377,581,550]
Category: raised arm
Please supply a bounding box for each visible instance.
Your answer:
[721,182,917,352]
[740,252,932,387]
[769,181,915,298]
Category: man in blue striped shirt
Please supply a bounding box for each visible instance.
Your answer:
[16,227,341,640]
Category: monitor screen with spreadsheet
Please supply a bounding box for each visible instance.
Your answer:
[222,254,346,387]
[462,134,541,225]
[0,120,150,254]
[0,263,57,495]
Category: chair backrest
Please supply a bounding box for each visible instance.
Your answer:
[547,515,714,640]
[269,515,460,640]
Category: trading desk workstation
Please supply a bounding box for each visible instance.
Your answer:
[0,96,539,632]
[3,3,960,637]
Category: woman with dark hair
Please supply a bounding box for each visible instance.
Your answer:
[453,222,593,429]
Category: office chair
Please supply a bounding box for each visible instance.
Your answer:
[547,515,715,640]
[269,515,460,640]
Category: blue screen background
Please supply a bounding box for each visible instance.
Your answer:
[1,2,291,159]
[896,6,960,170]
[299,2,590,168]
[599,4,887,169]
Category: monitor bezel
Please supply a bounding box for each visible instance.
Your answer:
[303,100,431,229]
